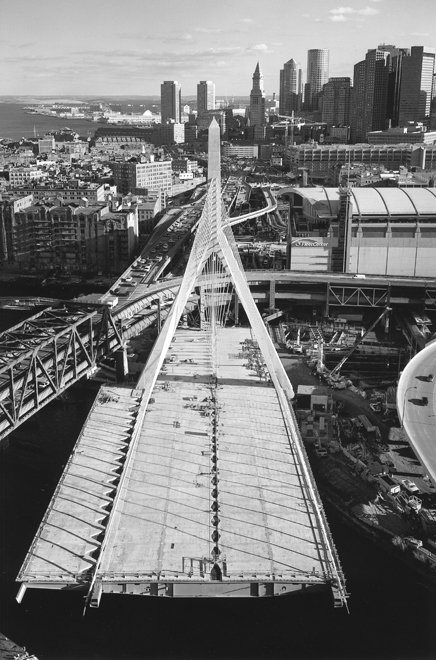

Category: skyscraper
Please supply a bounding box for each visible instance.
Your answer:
[322,78,351,129]
[161,80,181,124]
[350,48,390,142]
[306,49,329,111]
[279,59,302,116]
[384,46,410,127]
[249,62,266,138]
[197,81,216,116]
[350,60,367,143]
[398,46,436,126]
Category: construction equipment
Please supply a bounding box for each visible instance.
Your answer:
[329,307,392,378]
[276,113,320,148]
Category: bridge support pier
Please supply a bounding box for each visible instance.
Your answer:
[115,347,129,382]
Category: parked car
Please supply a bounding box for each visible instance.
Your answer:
[315,447,328,458]
[401,479,420,494]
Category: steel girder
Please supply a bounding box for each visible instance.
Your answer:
[0,303,123,441]
[328,285,389,308]
[425,288,436,310]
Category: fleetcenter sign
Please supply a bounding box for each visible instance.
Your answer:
[292,238,329,248]
[290,236,332,271]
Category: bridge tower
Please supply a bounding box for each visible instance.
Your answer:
[16,117,348,608]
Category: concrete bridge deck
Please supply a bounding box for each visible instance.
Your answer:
[17,327,345,603]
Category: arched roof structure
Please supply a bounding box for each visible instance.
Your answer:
[288,187,436,218]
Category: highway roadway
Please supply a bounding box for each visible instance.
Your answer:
[397,340,436,485]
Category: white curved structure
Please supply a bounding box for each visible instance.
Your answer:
[397,339,436,485]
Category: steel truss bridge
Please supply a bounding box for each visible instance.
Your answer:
[0,302,124,441]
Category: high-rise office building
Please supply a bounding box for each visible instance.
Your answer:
[279,59,302,116]
[306,49,329,111]
[161,80,182,123]
[197,81,215,116]
[384,46,410,127]
[322,78,351,129]
[249,62,266,137]
[398,46,436,126]
[350,48,390,143]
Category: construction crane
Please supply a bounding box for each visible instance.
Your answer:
[329,307,392,379]
[276,113,321,148]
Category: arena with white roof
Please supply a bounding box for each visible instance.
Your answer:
[285,187,436,277]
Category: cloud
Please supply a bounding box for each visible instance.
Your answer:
[302,14,310,18]
[161,33,194,42]
[194,27,222,34]
[239,18,254,23]
[271,42,283,46]
[328,5,380,21]
[248,43,271,52]
[3,54,66,63]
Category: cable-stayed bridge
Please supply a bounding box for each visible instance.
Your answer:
[16,120,347,608]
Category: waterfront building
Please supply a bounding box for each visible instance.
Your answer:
[398,47,436,126]
[161,81,182,124]
[197,81,215,116]
[305,49,329,111]
[110,158,172,195]
[279,59,301,116]
[322,78,351,130]
[249,62,266,139]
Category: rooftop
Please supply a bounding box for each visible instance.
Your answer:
[292,187,436,217]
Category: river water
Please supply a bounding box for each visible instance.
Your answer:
[1,287,436,657]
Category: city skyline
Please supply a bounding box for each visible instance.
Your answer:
[0,0,435,97]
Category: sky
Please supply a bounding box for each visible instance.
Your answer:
[1,0,435,98]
